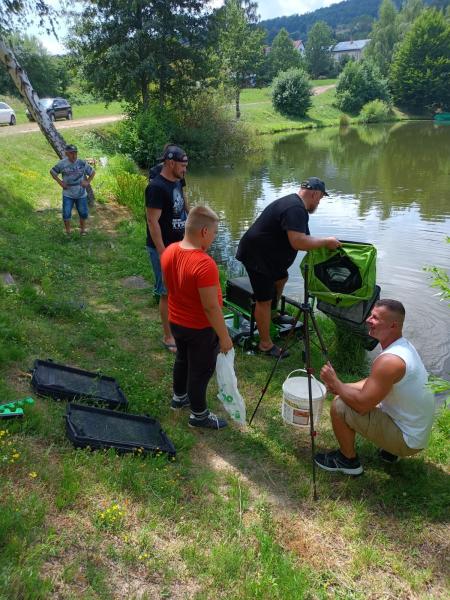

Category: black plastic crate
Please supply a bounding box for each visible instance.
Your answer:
[31,359,128,409]
[65,403,176,457]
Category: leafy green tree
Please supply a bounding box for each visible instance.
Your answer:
[390,9,450,112]
[266,28,303,81]
[305,21,334,79]
[216,0,265,119]
[0,35,69,97]
[365,0,400,77]
[271,67,312,117]
[0,1,53,34]
[335,59,391,113]
[68,0,208,109]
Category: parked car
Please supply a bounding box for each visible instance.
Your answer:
[26,97,72,122]
[0,101,16,125]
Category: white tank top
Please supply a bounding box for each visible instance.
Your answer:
[377,337,435,449]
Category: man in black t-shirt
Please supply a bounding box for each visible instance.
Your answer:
[146,144,189,353]
[236,177,341,358]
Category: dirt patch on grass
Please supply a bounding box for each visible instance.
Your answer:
[93,201,131,235]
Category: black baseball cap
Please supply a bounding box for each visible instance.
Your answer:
[301,177,329,196]
[158,145,188,163]
[65,144,78,152]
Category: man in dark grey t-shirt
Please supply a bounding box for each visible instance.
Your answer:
[50,144,95,236]
[236,177,341,358]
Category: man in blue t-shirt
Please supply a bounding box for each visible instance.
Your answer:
[50,144,95,236]
[236,177,340,358]
[145,144,189,353]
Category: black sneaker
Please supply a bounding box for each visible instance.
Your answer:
[188,411,228,430]
[171,395,190,410]
[314,450,363,476]
[379,449,399,464]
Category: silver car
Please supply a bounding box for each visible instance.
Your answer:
[0,101,16,125]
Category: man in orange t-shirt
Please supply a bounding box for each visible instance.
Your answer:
[161,206,233,429]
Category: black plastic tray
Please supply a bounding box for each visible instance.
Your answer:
[31,359,128,408]
[65,403,176,457]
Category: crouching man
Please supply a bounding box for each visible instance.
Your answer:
[315,299,435,475]
[161,206,233,430]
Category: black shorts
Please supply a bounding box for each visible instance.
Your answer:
[246,268,288,302]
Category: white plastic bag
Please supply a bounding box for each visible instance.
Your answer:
[216,348,246,425]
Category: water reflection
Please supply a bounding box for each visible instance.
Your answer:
[188,122,450,376]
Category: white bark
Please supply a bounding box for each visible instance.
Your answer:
[0,39,66,158]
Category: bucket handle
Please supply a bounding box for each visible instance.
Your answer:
[285,369,324,396]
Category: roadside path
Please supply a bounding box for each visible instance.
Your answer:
[0,114,123,136]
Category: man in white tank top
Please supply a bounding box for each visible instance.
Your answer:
[314,299,435,476]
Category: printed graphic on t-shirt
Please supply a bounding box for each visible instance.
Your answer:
[172,187,187,231]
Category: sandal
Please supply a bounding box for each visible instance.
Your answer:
[257,344,289,359]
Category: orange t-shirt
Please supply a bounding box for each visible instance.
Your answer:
[161,242,223,329]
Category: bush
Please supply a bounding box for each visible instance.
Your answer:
[359,99,392,124]
[339,113,350,127]
[335,60,391,114]
[271,68,312,118]
[115,91,256,167]
[107,154,138,176]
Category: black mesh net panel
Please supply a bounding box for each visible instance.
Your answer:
[66,404,176,456]
[313,254,362,294]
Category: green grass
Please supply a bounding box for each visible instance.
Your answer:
[0,129,449,599]
[0,94,123,125]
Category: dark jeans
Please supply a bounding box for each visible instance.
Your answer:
[170,323,219,413]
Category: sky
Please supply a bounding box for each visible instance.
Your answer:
[32,1,341,55]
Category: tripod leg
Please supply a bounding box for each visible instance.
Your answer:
[309,309,330,362]
[302,307,318,501]
[248,306,303,426]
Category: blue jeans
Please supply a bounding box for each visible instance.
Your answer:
[147,246,167,296]
[62,195,88,221]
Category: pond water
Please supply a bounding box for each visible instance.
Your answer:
[188,121,450,378]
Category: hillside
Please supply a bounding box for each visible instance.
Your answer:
[261,0,448,43]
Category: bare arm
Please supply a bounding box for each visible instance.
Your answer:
[320,357,406,415]
[146,207,165,255]
[198,286,233,353]
[287,231,341,251]
[50,170,68,190]
[81,169,96,188]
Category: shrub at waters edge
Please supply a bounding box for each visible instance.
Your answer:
[271,68,312,118]
[335,60,391,114]
[116,90,256,168]
[359,100,393,124]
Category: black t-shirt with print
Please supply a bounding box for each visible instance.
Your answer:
[145,174,187,248]
[236,193,310,278]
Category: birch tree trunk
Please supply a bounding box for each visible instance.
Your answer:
[0,39,66,158]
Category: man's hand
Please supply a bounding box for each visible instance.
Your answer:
[320,362,341,394]
[324,237,341,250]
[60,181,68,190]
[81,180,89,188]
[219,334,233,354]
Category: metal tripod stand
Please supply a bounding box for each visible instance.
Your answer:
[248,265,330,500]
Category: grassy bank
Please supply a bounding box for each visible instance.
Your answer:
[0,130,449,600]
[237,82,421,136]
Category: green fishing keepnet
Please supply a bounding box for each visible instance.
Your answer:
[300,241,377,307]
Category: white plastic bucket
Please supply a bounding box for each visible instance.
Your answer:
[281,369,326,428]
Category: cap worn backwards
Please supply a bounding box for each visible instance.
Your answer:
[158,145,188,163]
[301,176,329,196]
